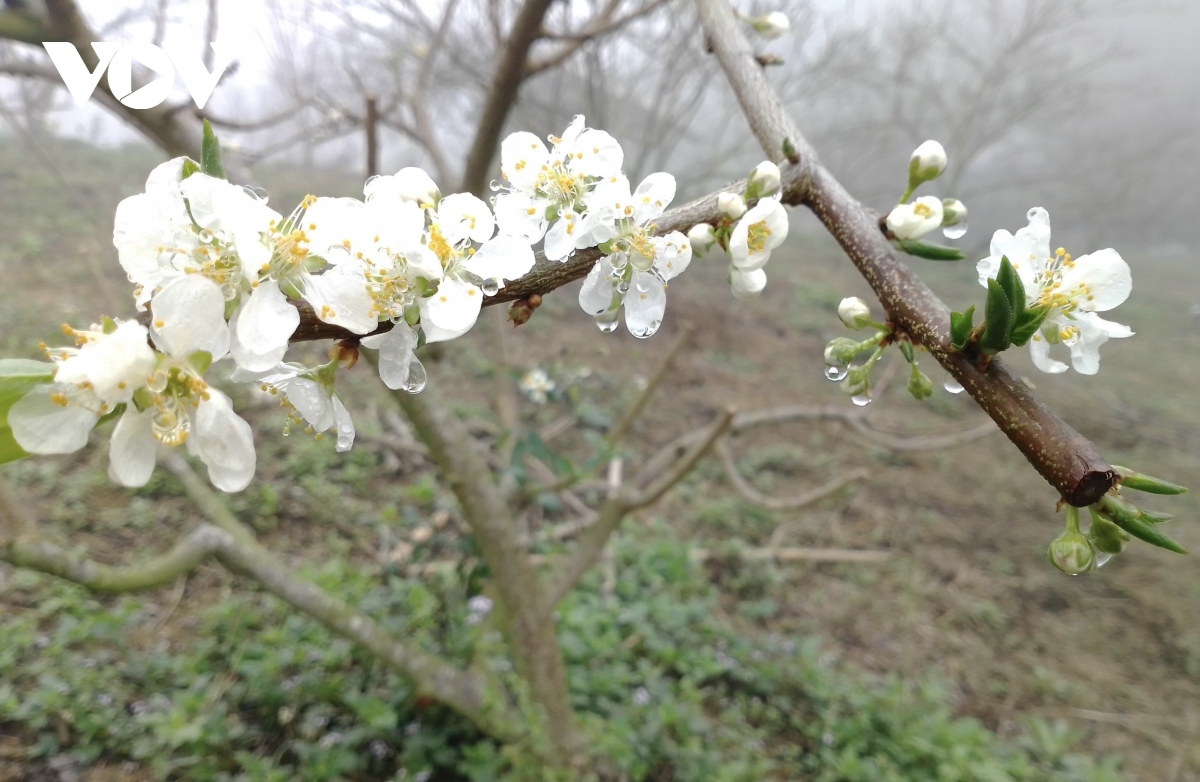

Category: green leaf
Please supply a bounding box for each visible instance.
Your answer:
[201,119,227,180]
[1009,304,1051,347]
[1099,495,1187,555]
[898,340,914,363]
[979,279,1014,354]
[1140,509,1175,524]
[0,426,29,466]
[949,306,975,351]
[1113,465,1188,495]
[995,256,1026,314]
[895,239,966,261]
[187,351,213,376]
[180,158,200,179]
[0,359,55,427]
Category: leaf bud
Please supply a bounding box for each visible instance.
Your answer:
[824,337,862,366]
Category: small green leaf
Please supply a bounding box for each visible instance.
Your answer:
[132,387,155,413]
[201,119,227,180]
[0,359,55,426]
[894,239,966,261]
[898,340,915,363]
[1113,465,1188,495]
[1009,304,1051,347]
[1099,495,1187,555]
[995,256,1026,315]
[187,351,213,375]
[180,158,200,179]
[949,306,975,351]
[0,426,30,466]
[100,315,118,335]
[97,402,126,427]
[1140,509,1175,524]
[979,279,1014,354]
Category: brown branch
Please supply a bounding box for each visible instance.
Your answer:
[693,0,1116,507]
[459,0,557,195]
[715,438,867,511]
[526,0,670,76]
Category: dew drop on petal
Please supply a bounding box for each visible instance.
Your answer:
[596,319,620,333]
[1094,552,1112,569]
[824,365,849,382]
[617,279,631,294]
[364,175,381,189]
[851,394,872,407]
[489,179,504,192]
[631,319,662,339]
[943,221,968,240]
[403,360,428,393]
[635,277,651,293]
[480,278,500,296]
[943,379,965,394]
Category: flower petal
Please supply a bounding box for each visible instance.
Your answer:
[462,234,536,286]
[108,407,157,487]
[419,277,483,343]
[229,305,290,373]
[654,231,692,281]
[302,267,377,335]
[578,261,617,316]
[437,193,494,245]
[366,326,426,391]
[493,192,547,244]
[624,272,667,338]
[331,395,355,452]
[1061,248,1131,312]
[192,390,256,491]
[568,128,623,178]
[149,274,230,360]
[8,385,98,454]
[631,172,676,224]
[1028,333,1068,374]
[730,267,768,299]
[236,280,299,355]
[500,131,549,189]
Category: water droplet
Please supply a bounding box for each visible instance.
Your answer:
[617,279,631,294]
[364,175,380,190]
[943,221,968,240]
[824,365,849,382]
[1094,552,1112,569]
[489,179,504,192]
[943,379,965,394]
[480,278,500,296]
[608,254,627,272]
[635,277,651,293]
[851,394,872,407]
[631,320,662,339]
[596,319,619,333]
[403,360,428,393]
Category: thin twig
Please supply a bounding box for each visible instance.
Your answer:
[715,438,867,511]
[607,325,696,446]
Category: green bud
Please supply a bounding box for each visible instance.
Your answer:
[941,198,967,227]
[898,340,915,363]
[1087,508,1129,555]
[1112,465,1188,495]
[1048,507,1095,575]
[824,337,864,367]
[840,366,870,398]
[100,315,118,335]
[906,364,933,400]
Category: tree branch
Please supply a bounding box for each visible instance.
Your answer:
[693,0,1116,507]
[715,438,868,512]
[607,324,695,446]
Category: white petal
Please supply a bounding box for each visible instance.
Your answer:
[367,326,422,391]
[150,274,230,360]
[544,213,578,262]
[108,408,157,487]
[1061,248,1131,312]
[631,172,676,225]
[236,280,299,354]
[144,157,187,195]
[112,193,177,290]
[419,277,483,343]
[404,245,444,282]
[624,273,667,338]
[228,306,290,373]
[568,128,623,178]
[654,231,692,281]
[366,167,440,205]
[730,267,768,299]
[192,390,256,490]
[1066,311,1133,375]
[61,320,156,405]
[494,192,547,244]
[462,234,536,286]
[365,198,427,255]
[302,267,377,335]
[1028,334,1068,374]
[8,385,97,454]
[578,261,617,316]
[437,193,494,245]
[500,131,549,189]
[304,197,371,261]
[331,395,355,452]
[284,376,335,430]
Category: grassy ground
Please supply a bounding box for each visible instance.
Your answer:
[0,139,1196,780]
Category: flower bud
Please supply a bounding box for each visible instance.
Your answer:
[1047,508,1095,575]
[687,223,717,257]
[840,366,870,397]
[717,192,747,220]
[366,166,440,205]
[747,161,782,198]
[824,337,862,366]
[729,267,767,300]
[907,140,947,188]
[747,11,790,39]
[906,365,933,400]
[837,297,872,329]
[941,198,967,227]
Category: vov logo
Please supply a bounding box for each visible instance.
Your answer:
[42,42,234,110]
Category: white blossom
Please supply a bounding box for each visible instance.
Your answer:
[237,362,355,451]
[577,173,691,338]
[687,223,717,256]
[366,167,440,206]
[747,11,790,39]
[729,199,789,272]
[730,267,767,300]
[837,297,872,329]
[908,140,947,185]
[360,324,427,393]
[977,207,1132,375]
[495,115,623,261]
[748,161,782,197]
[886,196,943,241]
[518,368,555,403]
[717,192,747,220]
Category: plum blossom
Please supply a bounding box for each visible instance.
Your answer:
[518,368,555,403]
[886,196,943,241]
[977,207,1132,375]
[908,140,947,186]
[577,173,691,338]
[729,199,788,272]
[360,324,427,393]
[494,115,623,261]
[237,362,355,451]
[729,268,767,300]
[417,193,535,343]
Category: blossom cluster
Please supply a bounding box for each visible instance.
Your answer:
[7,117,791,492]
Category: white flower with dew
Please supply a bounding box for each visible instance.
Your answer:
[234,361,355,452]
[717,192,747,220]
[908,140,947,185]
[976,207,1132,375]
[417,193,535,343]
[748,161,782,198]
[886,196,943,241]
[495,115,623,261]
[729,199,789,272]
[360,324,427,393]
[730,267,767,300]
[577,172,691,338]
[365,167,440,206]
